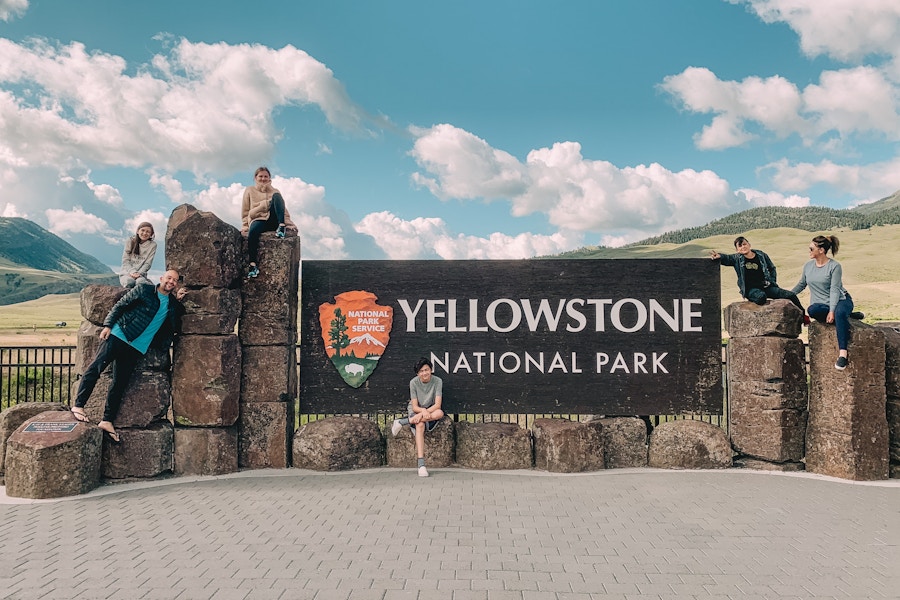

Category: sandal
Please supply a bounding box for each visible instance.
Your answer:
[97,421,121,444]
[71,408,91,423]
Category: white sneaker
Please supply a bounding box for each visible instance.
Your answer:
[418,466,429,477]
[391,420,403,437]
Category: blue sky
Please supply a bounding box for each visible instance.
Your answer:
[1,0,899,273]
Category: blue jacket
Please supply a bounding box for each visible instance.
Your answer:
[102,283,183,350]
[716,249,779,299]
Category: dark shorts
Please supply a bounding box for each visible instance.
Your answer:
[410,419,439,433]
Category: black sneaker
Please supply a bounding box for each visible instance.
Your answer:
[276,225,286,239]
[835,356,848,370]
[247,265,259,278]
[850,311,865,320]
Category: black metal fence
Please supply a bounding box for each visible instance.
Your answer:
[0,346,76,411]
[0,344,727,430]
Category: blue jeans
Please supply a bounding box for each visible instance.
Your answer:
[74,335,142,422]
[247,193,286,264]
[807,295,854,350]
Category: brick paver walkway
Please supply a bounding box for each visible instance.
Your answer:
[1,469,897,600]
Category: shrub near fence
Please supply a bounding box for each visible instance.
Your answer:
[0,346,75,411]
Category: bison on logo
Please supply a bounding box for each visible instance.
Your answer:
[318,290,393,388]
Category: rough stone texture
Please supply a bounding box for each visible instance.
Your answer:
[173,426,238,476]
[79,285,127,325]
[385,416,454,468]
[0,403,68,475]
[532,418,604,473]
[239,235,301,347]
[4,411,102,498]
[180,286,241,335]
[238,402,294,469]
[878,326,900,475]
[807,321,889,480]
[723,299,803,338]
[75,321,171,375]
[648,420,732,469]
[165,204,243,288]
[595,417,648,468]
[241,345,298,403]
[455,421,533,470]
[733,456,805,471]
[729,409,807,463]
[101,422,174,479]
[172,335,241,427]
[293,416,385,471]
[72,370,171,428]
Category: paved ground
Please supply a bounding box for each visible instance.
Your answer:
[0,468,898,600]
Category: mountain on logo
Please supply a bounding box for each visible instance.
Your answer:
[349,333,386,349]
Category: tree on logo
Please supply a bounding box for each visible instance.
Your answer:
[328,308,351,357]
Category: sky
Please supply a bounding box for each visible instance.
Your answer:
[1,0,899,275]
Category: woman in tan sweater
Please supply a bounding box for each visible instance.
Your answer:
[241,166,296,278]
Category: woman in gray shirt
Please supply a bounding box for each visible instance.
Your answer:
[791,235,863,370]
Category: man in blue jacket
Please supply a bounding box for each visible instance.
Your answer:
[71,270,186,442]
[710,236,806,320]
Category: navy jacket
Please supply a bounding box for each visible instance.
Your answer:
[102,283,184,351]
[716,249,779,299]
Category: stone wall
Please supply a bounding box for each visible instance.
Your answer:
[879,326,900,478]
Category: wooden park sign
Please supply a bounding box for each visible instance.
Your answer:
[299,259,723,415]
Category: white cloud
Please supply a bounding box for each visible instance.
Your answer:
[409,124,753,244]
[736,188,811,207]
[762,156,900,201]
[0,38,370,176]
[355,211,584,259]
[0,0,27,22]
[730,0,900,64]
[2,202,25,217]
[45,206,114,240]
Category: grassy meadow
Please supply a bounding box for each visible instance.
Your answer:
[1,224,898,346]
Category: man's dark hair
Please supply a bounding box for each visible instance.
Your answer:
[413,357,433,373]
[733,236,749,248]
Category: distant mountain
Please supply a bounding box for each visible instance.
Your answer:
[555,189,900,258]
[0,217,118,305]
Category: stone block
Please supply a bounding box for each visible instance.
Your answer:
[723,299,803,338]
[5,411,102,498]
[532,418,604,473]
[72,370,171,428]
[102,422,174,479]
[733,457,805,471]
[730,409,806,462]
[807,321,888,480]
[241,234,301,306]
[455,421,533,470]
[596,417,648,468]
[238,402,294,469]
[180,286,241,335]
[241,345,298,403]
[173,426,238,476]
[80,285,127,325]
[648,420,732,469]
[889,400,900,465]
[880,325,900,399]
[172,335,241,427]
[727,380,808,413]
[293,416,384,471]
[165,204,243,288]
[238,318,298,347]
[0,402,68,474]
[385,416,454,468]
[726,336,807,387]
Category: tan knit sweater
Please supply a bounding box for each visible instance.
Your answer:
[241,185,296,231]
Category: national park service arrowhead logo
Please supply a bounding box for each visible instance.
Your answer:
[319,290,393,388]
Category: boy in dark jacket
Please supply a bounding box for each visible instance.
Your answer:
[71,270,186,441]
[710,236,806,318]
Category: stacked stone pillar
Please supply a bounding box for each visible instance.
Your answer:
[878,326,900,478]
[73,285,175,478]
[165,204,243,476]
[725,300,807,470]
[807,320,888,480]
[238,232,300,468]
